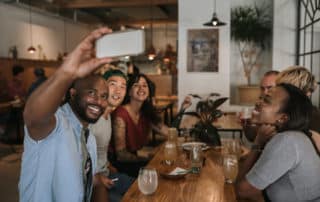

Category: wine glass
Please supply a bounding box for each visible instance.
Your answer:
[223,154,238,184]
[138,168,158,195]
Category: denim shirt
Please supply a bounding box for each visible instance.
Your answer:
[19,104,97,202]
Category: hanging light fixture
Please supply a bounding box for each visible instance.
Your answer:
[147,22,156,60]
[163,24,171,63]
[203,0,226,27]
[147,0,156,60]
[63,19,68,57]
[27,0,36,54]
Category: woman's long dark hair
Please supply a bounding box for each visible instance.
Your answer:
[278,83,320,156]
[122,73,161,125]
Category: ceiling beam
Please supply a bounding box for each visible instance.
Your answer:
[59,0,177,9]
[107,18,177,27]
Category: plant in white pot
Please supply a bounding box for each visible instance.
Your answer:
[231,4,272,85]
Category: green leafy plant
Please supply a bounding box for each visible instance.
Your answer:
[231,4,272,85]
[172,93,228,146]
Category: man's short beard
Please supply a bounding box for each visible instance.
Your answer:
[71,94,100,124]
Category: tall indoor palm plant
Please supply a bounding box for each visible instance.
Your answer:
[231,4,272,85]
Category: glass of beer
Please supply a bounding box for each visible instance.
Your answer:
[240,107,252,126]
[223,154,238,183]
[229,138,241,159]
[164,141,177,166]
[190,144,203,174]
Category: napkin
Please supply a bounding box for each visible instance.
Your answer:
[169,167,188,175]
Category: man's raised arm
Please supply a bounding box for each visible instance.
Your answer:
[23,28,112,140]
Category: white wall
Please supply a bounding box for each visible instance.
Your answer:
[272,0,297,71]
[0,3,91,60]
[178,0,231,108]
[178,0,297,110]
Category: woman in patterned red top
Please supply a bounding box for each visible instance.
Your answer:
[111,73,168,177]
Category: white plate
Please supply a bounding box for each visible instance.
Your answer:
[182,142,208,151]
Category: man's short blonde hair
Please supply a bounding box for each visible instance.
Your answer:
[276,66,317,94]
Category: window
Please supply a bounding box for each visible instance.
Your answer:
[297,0,320,107]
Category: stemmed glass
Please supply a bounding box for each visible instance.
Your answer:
[138,168,158,195]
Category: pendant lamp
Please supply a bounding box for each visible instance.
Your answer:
[203,0,226,27]
[63,19,68,57]
[27,1,36,54]
[147,0,156,60]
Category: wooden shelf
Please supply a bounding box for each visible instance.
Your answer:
[0,57,61,68]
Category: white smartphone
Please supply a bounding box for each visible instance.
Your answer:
[96,29,145,58]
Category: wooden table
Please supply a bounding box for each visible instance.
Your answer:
[122,146,238,202]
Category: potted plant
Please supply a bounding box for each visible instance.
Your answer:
[231,4,272,86]
[172,93,228,146]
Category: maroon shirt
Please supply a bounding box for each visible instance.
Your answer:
[112,106,151,152]
[8,78,26,100]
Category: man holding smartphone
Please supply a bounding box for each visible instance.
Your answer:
[19,28,112,202]
[91,69,134,202]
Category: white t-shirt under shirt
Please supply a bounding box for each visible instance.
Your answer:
[246,130,320,202]
[90,116,112,175]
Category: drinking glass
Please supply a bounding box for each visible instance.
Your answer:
[180,128,191,142]
[240,107,252,126]
[221,138,241,157]
[220,138,230,155]
[164,141,177,165]
[229,138,241,158]
[223,154,238,183]
[168,127,178,142]
[138,168,158,195]
[190,144,203,174]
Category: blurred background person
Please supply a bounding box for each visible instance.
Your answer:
[126,61,140,80]
[8,65,26,102]
[259,70,279,97]
[242,70,279,142]
[27,67,47,96]
[0,71,10,137]
[4,65,26,141]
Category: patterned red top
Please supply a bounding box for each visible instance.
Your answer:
[112,106,151,152]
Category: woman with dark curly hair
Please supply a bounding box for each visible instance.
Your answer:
[111,73,168,177]
[236,83,320,202]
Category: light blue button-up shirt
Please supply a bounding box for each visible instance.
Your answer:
[19,104,97,202]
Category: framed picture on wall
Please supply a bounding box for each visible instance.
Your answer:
[187,29,219,72]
